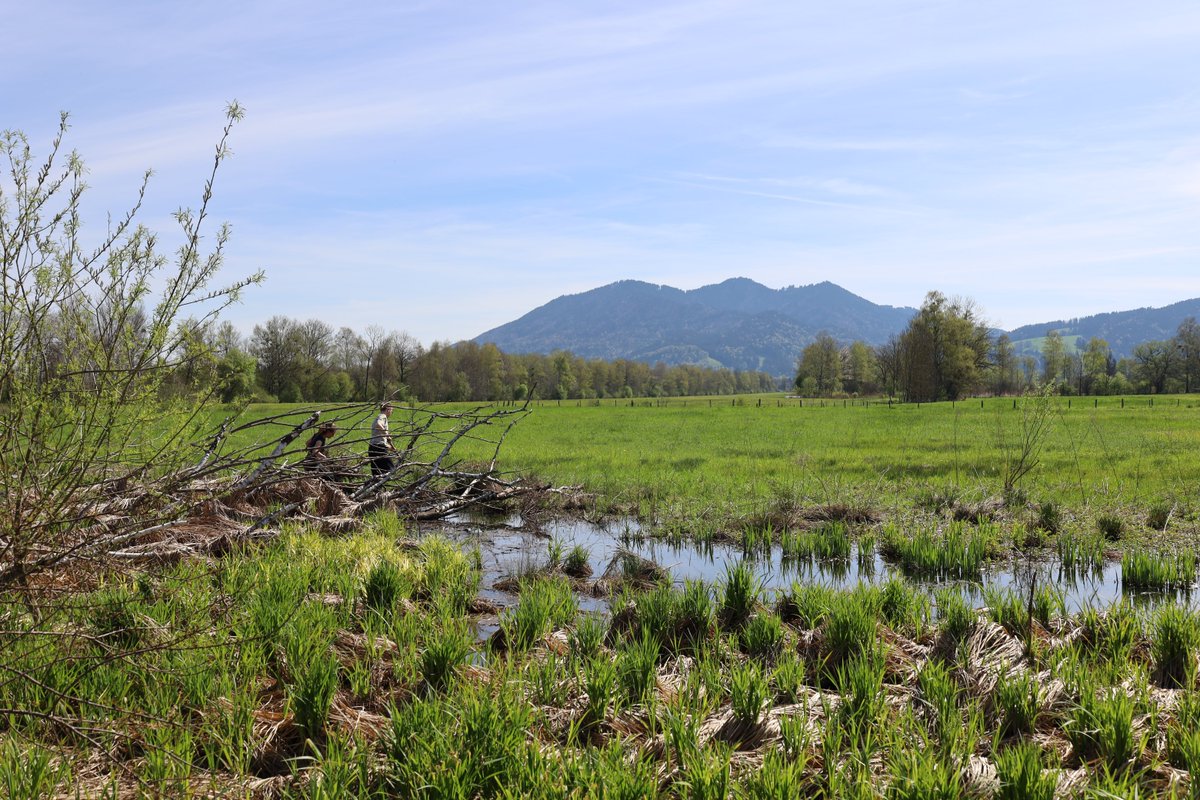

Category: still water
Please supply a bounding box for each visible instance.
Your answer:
[443,514,1179,623]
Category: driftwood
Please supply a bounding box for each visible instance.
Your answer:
[0,399,534,581]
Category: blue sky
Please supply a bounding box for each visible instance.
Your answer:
[7,1,1200,344]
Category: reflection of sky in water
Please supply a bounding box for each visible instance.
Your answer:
[444,514,1192,619]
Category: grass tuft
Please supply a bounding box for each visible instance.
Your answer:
[994,741,1056,800]
[1096,514,1124,542]
[362,559,408,612]
[719,561,760,629]
[1121,548,1196,592]
[563,544,592,577]
[995,670,1042,739]
[1066,684,1142,774]
[1152,604,1200,689]
[777,582,836,629]
[1057,532,1104,577]
[824,589,880,674]
[288,633,339,739]
[1035,501,1061,534]
[617,633,660,706]
[881,520,990,580]
[934,587,975,642]
[419,621,473,693]
[501,575,576,653]
[739,612,784,660]
[730,661,771,725]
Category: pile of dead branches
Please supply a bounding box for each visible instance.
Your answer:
[0,400,534,588]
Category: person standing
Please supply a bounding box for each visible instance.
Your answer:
[369,402,396,479]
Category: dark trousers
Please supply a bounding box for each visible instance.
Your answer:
[368,444,395,479]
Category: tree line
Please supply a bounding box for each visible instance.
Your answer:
[795,291,1200,401]
[20,291,1198,409]
[166,316,781,404]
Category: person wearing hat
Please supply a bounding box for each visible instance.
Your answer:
[303,422,338,470]
[369,402,396,479]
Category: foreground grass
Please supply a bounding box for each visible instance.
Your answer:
[5,510,1200,797]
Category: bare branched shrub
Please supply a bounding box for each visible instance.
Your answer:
[0,105,262,595]
[996,384,1056,493]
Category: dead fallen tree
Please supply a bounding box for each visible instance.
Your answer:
[0,399,535,587]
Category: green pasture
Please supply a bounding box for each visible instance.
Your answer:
[216,394,1200,526]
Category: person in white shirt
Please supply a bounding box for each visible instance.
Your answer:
[368,402,396,479]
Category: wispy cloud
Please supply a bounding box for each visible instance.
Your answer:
[9,0,1200,344]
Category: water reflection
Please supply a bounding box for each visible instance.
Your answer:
[443,515,1189,616]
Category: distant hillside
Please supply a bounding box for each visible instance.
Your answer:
[1007,298,1200,360]
[473,278,916,376]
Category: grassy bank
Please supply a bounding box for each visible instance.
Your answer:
[4,510,1200,797]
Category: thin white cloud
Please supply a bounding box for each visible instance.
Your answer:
[9,0,1200,346]
[654,176,909,213]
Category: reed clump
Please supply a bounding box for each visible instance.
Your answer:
[1121,548,1197,592]
[13,507,1200,798]
[880,520,991,580]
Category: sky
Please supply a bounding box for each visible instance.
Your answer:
[6,0,1200,345]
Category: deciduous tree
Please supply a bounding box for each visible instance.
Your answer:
[1133,340,1175,394]
[794,332,842,396]
[1174,317,1200,393]
[896,291,991,402]
[1040,330,1066,389]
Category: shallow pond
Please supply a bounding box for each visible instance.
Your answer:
[443,514,1185,624]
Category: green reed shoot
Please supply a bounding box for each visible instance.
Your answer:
[563,543,591,576]
[730,661,771,725]
[934,587,975,642]
[419,620,473,693]
[362,559,409,613]
[742,748,806,799]
[502,575,576,653]
[995,670,1042,739]
[880,575,930,632]
[772,649,806,704]
[1152,604,1200,689]
[1057,531,1104,576]
[617,633,660,706]
[823,595,879,678]
[569,614,607,661]
[888,748,964,800]
[882,520,989,579]
[288,635,339,739]
[1122,548,1197,592]
[994,741,1056,800]
[739,612,784,660]
[719,561,760,629]
[0,738,72,799]
[1067,684,1142,774]
[777,582,836,629]
[575,658,616,738]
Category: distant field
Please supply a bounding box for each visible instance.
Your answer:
[218,394,1200,524]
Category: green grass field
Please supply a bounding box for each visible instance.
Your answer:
[432,394,1200,525]
[220,394,1200,530]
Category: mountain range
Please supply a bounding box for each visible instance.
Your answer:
[1005,298,1200,362]
[473,278,1200,376]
